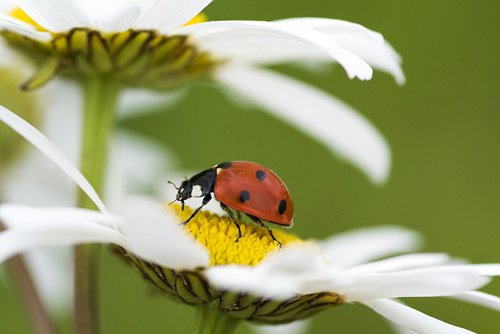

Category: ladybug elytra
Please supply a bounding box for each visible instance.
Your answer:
[170,161,294,245]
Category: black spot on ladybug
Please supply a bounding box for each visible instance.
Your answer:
[256,170,266,181]
[218,162,233,169]
[239,190,250,203]
[278,199,287,215]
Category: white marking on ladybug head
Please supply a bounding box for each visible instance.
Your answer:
[216,168,222,175]
[191,185,203,197]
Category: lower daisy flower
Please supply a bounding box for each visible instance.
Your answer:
[0,105,499,334]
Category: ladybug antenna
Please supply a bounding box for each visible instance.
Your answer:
[167,198,177,206]
[167,180,179,190]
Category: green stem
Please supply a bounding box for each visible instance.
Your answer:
[196,307,240,334]
[74,76,121,334]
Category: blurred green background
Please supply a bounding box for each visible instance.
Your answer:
[1,0,499,333]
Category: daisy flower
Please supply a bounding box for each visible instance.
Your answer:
[0,63,178,323]
[1,107,499,334]
[0,0,404,183]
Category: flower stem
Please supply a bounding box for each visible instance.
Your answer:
[74,76,121,334]
[196,307,240,334]
[0,222,57,334]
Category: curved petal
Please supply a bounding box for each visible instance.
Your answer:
[452,291,500,311]
[205,264,299,299]
[342,267,491,301]
[0,206,125,263]
[362,299,475,334]
[341,253,452,277]
[0,105,108,213]
[320,226,421,268]
[178,20,372,80]
[120,196,209,270]
[0,13,51,41]
[277,18,405,84]
[0,204,118,229]
[215,65,390,183]
[17,0,91,31]
[135,0,213,33]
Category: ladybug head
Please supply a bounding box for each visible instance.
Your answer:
[177,180,193,201]
[168,180,192,210]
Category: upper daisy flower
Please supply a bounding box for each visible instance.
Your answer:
[0,105,499,334]
[0,0,387,87]
[0,0,405,183]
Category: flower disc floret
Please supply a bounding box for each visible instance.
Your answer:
[175,205,299,266]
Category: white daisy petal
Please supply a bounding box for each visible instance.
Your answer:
[0,13,51,41]
[320,226,421,269]
[342,267,491,301]
[80,0,141,32]
[277,18,405,84]
[0,210,125,263]
[0,105,108,214]
[362,299,475,334]
[120,196,209,270]
[431,264,500,276]
[179,20,372,80]
[215,65,389,183]
[16,0,90,32]
[135,0,213,33]
[205,265,300,299]
[206,245,327,299]
[452,291,500,311]
[0,204,117,229]
[0,1,16,12]
[341,253,452,277]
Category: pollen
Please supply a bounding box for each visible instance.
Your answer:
[9,7,46,31]
[170,205,300,266]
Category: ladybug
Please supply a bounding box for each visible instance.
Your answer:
[169,161,294,245]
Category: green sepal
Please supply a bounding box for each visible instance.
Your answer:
[115,31,153,68]
[88,32,113,73]
[220,292,239,311]
[175,274,204,305]
[151,36,186,65]
[68,29,88,54]
[21,57,61,91]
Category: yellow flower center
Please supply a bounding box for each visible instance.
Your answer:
[184,13,208,26]
[9,7,46,31]
[171,205,300,266]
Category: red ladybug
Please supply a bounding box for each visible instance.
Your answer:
[170,161,294,245]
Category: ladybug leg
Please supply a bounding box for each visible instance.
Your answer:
[181,194,212,225]
[246,215,282,248]
[220,203,242,241]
